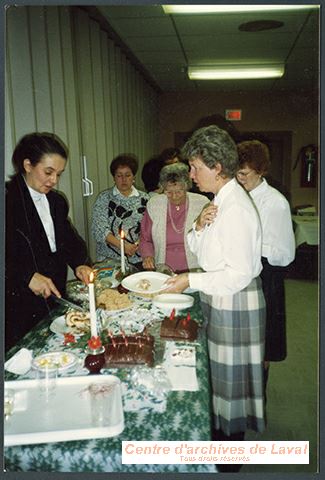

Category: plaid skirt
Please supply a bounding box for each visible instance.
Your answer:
[201,277,266,436]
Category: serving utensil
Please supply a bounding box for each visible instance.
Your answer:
[50,295,84,312]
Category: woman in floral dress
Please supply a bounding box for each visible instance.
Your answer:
[91,154,149,268]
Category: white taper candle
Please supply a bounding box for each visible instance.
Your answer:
[120,229,125,274]
[88,271,97,337]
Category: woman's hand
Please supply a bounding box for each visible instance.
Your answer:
[124,242,139,257]
[142,256,155,270]
[75,265,93,285]
[28,272,61,298]
[164,273,189,293]
[195,203,218,231]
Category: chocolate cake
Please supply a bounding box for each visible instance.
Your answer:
[104,334,155,367]
[160,314,198,341]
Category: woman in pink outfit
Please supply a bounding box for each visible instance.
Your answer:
[139,162,207,273]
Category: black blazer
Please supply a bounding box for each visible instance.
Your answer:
[5,174,91,350]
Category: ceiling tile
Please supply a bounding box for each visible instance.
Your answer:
[126,36,181,51]
[172,11,308,35]
[96,6,320,93]
[106,17,174,37]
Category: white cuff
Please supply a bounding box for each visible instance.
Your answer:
[188,272,204,291]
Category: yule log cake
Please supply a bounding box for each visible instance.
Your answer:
[160,309,198,341]
[104,332,155,367]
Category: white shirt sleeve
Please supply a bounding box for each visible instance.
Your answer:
[251,182,295,266]
[263,200,295,266]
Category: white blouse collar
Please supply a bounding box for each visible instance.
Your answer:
[113,185,139,197]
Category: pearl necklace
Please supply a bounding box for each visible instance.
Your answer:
[168,196,189,234]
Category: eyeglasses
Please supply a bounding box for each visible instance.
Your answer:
[236,169,256,179]
[164,189,186,196]
[115,173,133,179]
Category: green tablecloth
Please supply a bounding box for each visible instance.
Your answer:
[4,294,216,473]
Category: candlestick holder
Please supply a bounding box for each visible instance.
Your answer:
[84,336,105,374]
[84,346,106,374]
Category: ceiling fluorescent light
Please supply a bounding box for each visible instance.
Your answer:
[163,5,319,14]
[188,64,285,80]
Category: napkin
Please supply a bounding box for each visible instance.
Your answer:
[162,342,198,391]
[5,348,33,375]
[165,365,199,391]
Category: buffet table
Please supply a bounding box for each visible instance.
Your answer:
[292,215,319,247]
[287,216,319,280]
[4,293,215,473]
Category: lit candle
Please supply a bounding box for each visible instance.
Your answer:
[186,312,191,323]
[88,271,97,338]
[170,308,176,321]
[120,229,125,274]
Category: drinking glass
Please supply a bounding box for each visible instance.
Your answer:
[36,365,58,398]
[89,383,111,427]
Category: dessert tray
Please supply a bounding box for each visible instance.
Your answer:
[99,307,155,335]
[93,260,122,288]
[152,293,194,313]
[121,272,170,294]
[4,375,124,446]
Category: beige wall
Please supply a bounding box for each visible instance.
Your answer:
[158,90,319,209]
[6,5,159,262]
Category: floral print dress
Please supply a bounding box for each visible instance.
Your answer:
[91,187,149,264]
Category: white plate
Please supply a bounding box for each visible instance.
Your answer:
[121,271,170,294]
[50,315,87,337]
[4,375,124,446]
[152,293,194,312]
[100,307,153,335]
[32,351,79,373]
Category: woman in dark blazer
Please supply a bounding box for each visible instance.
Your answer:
[5,132,92,350]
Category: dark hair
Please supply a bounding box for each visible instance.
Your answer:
[141,155,163,192]
[237,140,271,175]
[181,125,238,178]
[160,147,181,165]
[12,132,68,174]
[110,154,138,176]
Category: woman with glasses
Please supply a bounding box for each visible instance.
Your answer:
[91,154,149,268]
[164,126,266,471]
[139,162,207,272]
[236,140,295,389]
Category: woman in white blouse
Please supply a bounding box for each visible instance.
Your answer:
[236,140,295,387]
[165,126,266,469]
